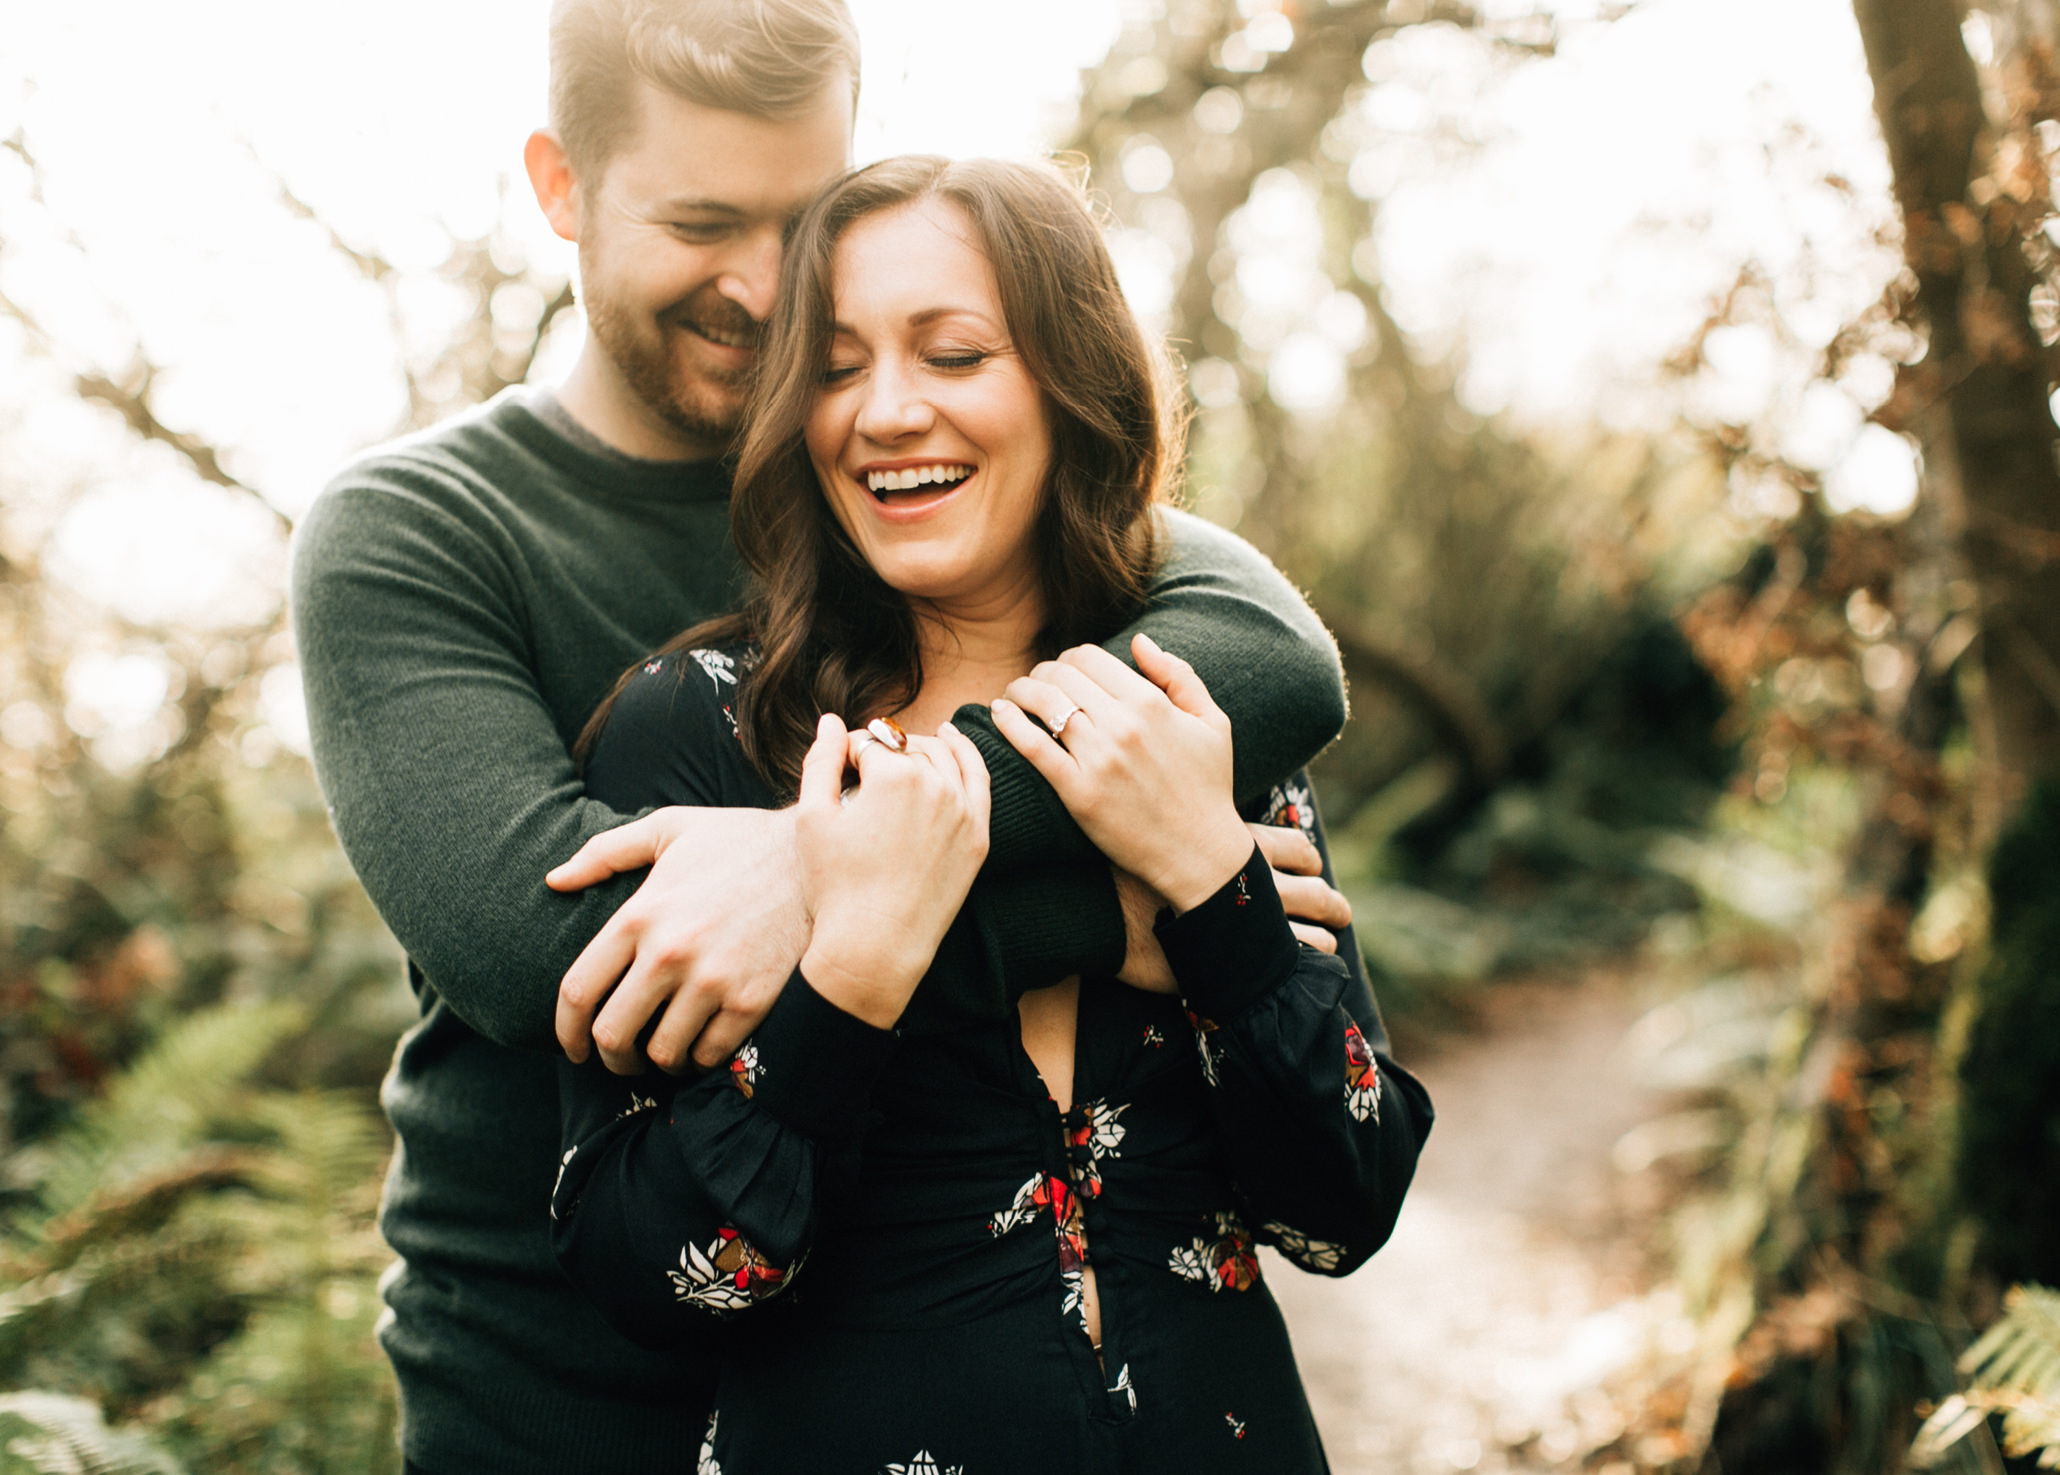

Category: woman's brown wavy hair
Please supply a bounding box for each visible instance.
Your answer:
[579,154,1179,793]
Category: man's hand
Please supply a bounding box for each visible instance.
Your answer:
[547,807,808,1075]
[1113,823,1353,994]
[1250,821,1352,953]
[1113,867,1177,994]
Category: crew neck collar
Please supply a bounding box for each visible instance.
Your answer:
[497,387,733,506]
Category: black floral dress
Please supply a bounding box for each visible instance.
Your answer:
[551,649,1434,1475]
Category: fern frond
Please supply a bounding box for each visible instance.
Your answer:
[0,1391,186,1475]
[1912,1285,2060,1467]
[17,1001,304,1237]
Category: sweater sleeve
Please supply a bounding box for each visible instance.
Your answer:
[1157,847,1434,1278]
[291,465,645,1051]
[949,508,1350,1004]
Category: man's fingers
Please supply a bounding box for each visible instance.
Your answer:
[687,1007,757,1071]
[1249,821,1323,876]
[556,918,642,1060]
[547,812,672,892]
[590,957,690,1076]
[646,987,728,1075]
[1276,872,1353,930]
[1290,921,1340,954]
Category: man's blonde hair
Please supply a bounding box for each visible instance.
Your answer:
[548,0,860,180]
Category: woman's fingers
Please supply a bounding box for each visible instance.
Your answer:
[1132,632,1222,723]
[797,712,848,809]
[938,720,993,833]
[1000,673,1102,739]
[1056,642,1161,706]
[992,696,1079,790]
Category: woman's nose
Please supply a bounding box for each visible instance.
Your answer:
[854,361,934,442]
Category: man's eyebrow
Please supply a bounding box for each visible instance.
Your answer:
[656,197,745,216]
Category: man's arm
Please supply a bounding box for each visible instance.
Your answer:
[947,507,1349,1000]
[292,466,745,1053]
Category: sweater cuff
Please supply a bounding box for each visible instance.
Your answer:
[1155,844,1300,1021]
[976,863,1127,1000]
[742,969,897,1140]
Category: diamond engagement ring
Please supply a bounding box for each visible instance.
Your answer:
[1048,706,1083,740]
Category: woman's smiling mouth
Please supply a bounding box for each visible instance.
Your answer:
[864,462,974,507]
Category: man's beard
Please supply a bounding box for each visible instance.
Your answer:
[583,286,759,450]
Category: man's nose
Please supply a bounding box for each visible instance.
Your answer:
[713,228,783,324]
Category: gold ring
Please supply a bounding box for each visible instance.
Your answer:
[867,716,910,753]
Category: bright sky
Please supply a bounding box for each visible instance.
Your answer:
[2,0,1910,748]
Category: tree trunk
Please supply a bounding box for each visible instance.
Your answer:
[1853,0,2060,1287]
[1853,0,2060,815]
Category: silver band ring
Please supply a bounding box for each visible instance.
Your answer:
[850,732,879,762]
[1049,706,1083,740]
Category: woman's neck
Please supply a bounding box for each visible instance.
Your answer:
[895,583,1044,735]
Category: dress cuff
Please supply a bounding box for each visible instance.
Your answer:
[742,968,898,1140]
[1154,844,1301,1021]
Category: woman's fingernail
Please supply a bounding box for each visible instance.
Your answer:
[1137,633,1162,652]
[939,720,958,736]
[992,698,1017,716]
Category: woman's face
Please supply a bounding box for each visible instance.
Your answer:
[805,197,1053,620]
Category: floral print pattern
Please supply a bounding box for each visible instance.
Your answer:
[1168,1210,1261,1293]
[1261,1220,1347,1273]
[729,1043,761,1099]
[883,1453,963,1475]
[690,648,740,688]
[1186,1008,1223,1088]
[1262,779,1318,847]
[1343,1021,1382,1124]
[668,1227,792,1314]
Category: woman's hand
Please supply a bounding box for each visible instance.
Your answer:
[794,714,991,1029]
[992,633,1255,913]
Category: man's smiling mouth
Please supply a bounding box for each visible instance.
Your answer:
[682,317,760,352]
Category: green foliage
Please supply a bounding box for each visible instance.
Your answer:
[1911,1285,2060,1468]
[0,1005,398,1474]
[0,1392,184,1475]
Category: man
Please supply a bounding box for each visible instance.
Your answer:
[292,2,1357,1471]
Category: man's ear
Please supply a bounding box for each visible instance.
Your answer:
[525,129,582,243]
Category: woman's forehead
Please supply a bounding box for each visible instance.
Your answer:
[827,199,1004,333]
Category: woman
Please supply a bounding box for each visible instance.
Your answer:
[550,155,1431,1474]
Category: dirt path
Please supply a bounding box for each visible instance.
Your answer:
[1269,973,1693,1474]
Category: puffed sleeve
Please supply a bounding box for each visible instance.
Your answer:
[1156,847,1434,1277]
[551,968,895,1346]
[550,648,900,1344]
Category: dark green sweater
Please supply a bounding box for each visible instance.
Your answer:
[290,389,1346,1474]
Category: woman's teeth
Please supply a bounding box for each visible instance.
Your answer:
[867,464,973,497]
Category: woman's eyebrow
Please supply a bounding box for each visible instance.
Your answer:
[829,306,1002,335]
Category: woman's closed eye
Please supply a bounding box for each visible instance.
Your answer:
[927,350,987,371]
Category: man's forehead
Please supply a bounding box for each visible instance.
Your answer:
[602,76,852,215]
